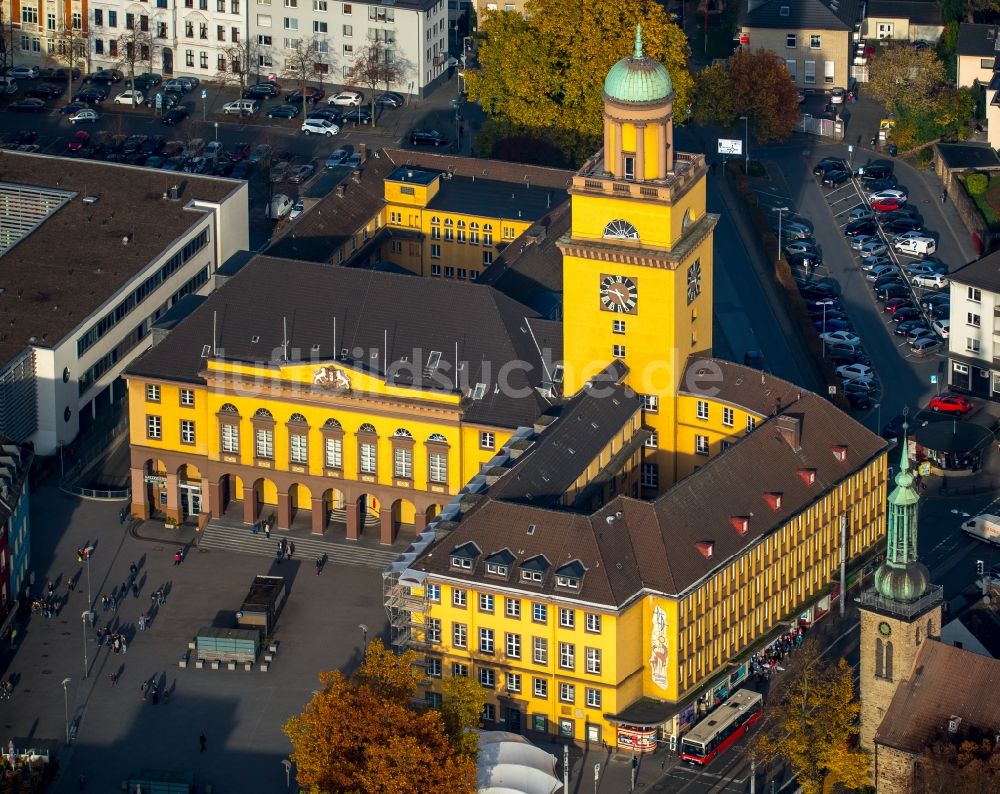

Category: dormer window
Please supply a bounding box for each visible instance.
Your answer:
[555,559,586,590]
[831,445,848,462]
[779,5,789,16]
[484,548,515,578]
[451,556,473,570]
[556,575,580,589]
[520,554,550,583]
[449,541,481,571]
[521,569,543,582]
[486,563,508,576]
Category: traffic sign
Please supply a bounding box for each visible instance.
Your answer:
[155,92,162,110]
[201,88,208,99]
[930,375,938,384]
[594,762,600,780]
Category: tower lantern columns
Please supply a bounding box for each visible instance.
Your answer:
[635,123,646,182]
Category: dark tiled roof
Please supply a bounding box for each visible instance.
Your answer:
[426,174,567,222]
[955,606,1000,658]
[867,1,941,26]
[479,203,569,320]
[416,361,888,603]
[679,358,805,417]
[957,23,998,57]
[0,151,242,367]
[949,249,1000,293]
[934,142,1000,170]
[125,255,557,429]
[875,640,1000,754]
[743,0,861,31]
[382,148,574,190]
[490,370,641,508]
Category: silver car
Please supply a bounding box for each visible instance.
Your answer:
[859,239,888,257]
[910,337,942,356]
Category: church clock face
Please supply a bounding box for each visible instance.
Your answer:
[878,621,892,637]
[600,274,638,314]
[687,260,702,304]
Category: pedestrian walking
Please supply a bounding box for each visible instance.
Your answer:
[151,686,160,705]
[109,671,119,685]
[138,615,146,631]
[67,578,75,592]
[199,733,207,752]
[78,773,86,790]
[140,681,148,700]
[941,188,948,204]
[173,550,183,566]
[121,639,128,654]
[129,562,138,578]
[46,581,54,598]
[132,583,140,599]
[158,590,166,606]
[315,556,322,575]
[264,523,271,539]
[101,595,108,612]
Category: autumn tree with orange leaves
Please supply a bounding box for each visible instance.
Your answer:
[283,640,477,794]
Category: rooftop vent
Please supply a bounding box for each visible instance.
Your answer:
[775,415,802,452]
[797,468,817,485]
[948,715,962,733]
[695,541,714,559]
[831,445,848,463]
[730,516,750,535]
[763,491,783,511]
[82,195,99,204]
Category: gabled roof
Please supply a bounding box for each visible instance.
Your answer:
[949,247,1000,294]
[125,255,560,429]
[957,23,998,58]
[875,640,1000,754]
[866,1,941,26]
[743,0,861,31]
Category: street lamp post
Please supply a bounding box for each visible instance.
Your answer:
[358,623,368,648]
[80,611,89,679]
[61,678,71,745]
[282,760,292,790]
[874,402,882,434]
[818,299,835,357]
[739,114,749,172]
[775,206,789,262]
[85,553,92,613]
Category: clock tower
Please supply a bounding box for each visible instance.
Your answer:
[559,26,719,490]
[857,420,943,761]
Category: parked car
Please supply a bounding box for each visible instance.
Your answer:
[879,207,920,222]
[307,108,341,124]
[846,205,874,222]
[114,89,144,105]
[860,255,892,271]
[244,82,281,99]
[855,159,894,179]
[286,87,325,104]
[7,98,47,113]
[228,142,252,161]
[928,394,973,415]
[59,101,89,115]
[231,161,254,179]
[844,219,878,237]
[67,130,90,152]
[375,92,404,107]
[162,79,189,94]
[883,298,915,314]
[68,108,99,124]
[203,140,224,161]
[872,197,905,212]
[289,199,305,220]
[821,330,861,347]
[894,237,936,256]
[868,188,908,203]
[287,164,315,183]
[785,240,821,257]
[325,148,349,168]
[862,176,898,192]
[837,363,874,380]
[73,88,107,103]
[884,218,923,235]
[830,87,846,104]
[929,303,950,319]
[248,144,272,164]
[329,90,364,106]
[800,282,837,299]
[267,104,301,119]
[25,84,62,100]
[848,234,877,251]
[846,391,872,410]
[300,118,340,136]
[842,376,877,394]
[933,319,950,338]
[175,76,200,90]
[813,157,849,177]
[823,170,850,187]
[341,107,373,125]
[892,308,923,324]
[827,342,865,359]
[410,129,449,147]
[895,319,928,336]
[161,107,189,125]
[865,263,898,281]
[892,230,926,244]
[145,92,180,110]
[140,135,166,155]
[910,337,942,356]
[222,99,259,116]
[921,292,951,308]
[789,253,820,270]
[129,73,163,91]
[906,259,947,276]
[872,274,905,291]
[912,273,949,289]
[7,65,40,79]
[876,284,909,302]
[906,326,935,344]
[858,239,889,257]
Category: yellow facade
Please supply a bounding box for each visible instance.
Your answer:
[674,394,764,481]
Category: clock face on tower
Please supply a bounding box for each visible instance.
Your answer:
[600,274,638,314]
[878,621,892,636]
[687,260,702,304]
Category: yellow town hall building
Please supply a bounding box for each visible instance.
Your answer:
[125,31,890,747]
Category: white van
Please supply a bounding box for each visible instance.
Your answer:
[0,76,18,94]
[268,193,293,220]
[222,98,259,116]
[893,237,936,256]
[961,514,1000,546]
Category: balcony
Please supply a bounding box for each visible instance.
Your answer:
[573,151,706,202]
[855,583,943,620]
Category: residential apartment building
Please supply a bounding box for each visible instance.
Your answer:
[0,152,248,455]
[0,437,32,642]
[739,0,861,92]
[956,23,1000,152]
[87,0,245,78]
[248,0,450,97]
[860,1,943,43]
[2,0,87,68]
[946,251,1000,400]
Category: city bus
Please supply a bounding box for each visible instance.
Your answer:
[679,689,763,766]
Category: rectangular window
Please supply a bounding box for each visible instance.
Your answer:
[810,34,822,48]
[452,662,468,677]
[283,16,297,28]
[533,678,547,698]
[343,1,351,10]
[217,24,225,40]
[506,672,521,693]
[313,20,327,31]
[695,435,710,455]
[696,400,709,420]
[479,668,495,688]
[360,442,376,473]
[393,447,412,478]
[255,429,274,458]
[314,0,327,7]
[94,9,103,25]
[559,608,575,629]
[533,637,548,664]
[585,613,601,633]
[786,59,796,81]
[180,420,196,445]
[478,593,493,613]
[200,51,209,68]
[186,49,194,66]
[612,344,626,358]
[324,437,342,468]
[969,287,982,302]
[452,589,466,608]
[146,384,161,402]
[967,338,981,353]
[483,251,493,266]
[641,463,658,488]
[559,682,575,703]
[453,623,467,648]
[429,451,447,483]
[559,642,575,670]
[533,603,547,623]
[147,415,162,440]
[804,60,816,84]
[290,433,308,464]
[506,633,521,658]
[109,10,118,26]
[586,688,602,708]
[722,406,734,427]
[613,319,626,334]
[747,416,756,432]
[431,244,441,259]
[824,60,834,84]
[199,22,208,37]
[425,583,440,602]
[426,618,441,643]
[623,155,635,180]
[480,431,495,450]
[427,657,441,676]
[642,394,658,413]
[221,423,239,453]
[256,14,270,26]
[431,264,441,276]
[505,598,520,618]
[968,313,981,327]
[479,628,494,654]
[786,33,796,47]
[585,647,602,674]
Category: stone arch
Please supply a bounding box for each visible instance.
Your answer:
[348,492,380,541]
[247,476,277,524]
[216,472,244,517]
[319,486,347,535]
[384,497,417,544]
[425,503,443,524]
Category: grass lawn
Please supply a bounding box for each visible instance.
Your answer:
[962,174,1000,230]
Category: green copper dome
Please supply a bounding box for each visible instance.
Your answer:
[603,25,673,104]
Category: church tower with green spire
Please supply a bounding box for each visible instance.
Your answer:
[858,420,943,758]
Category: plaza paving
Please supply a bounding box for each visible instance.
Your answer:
[1,483,389,793]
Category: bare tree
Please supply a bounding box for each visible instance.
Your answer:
[281,37,322,117]
[45,23,89,104]
[0,5,13,74]
[215,36,264,96]
[113,27,153,105]
[349,41,405,129]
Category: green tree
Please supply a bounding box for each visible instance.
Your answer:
[284,641,476,794]
[728,48,799,143]
[691,61,735,127]
[868,45,947,115]
[440,675,485,756]
[748,641,870,794]
[466,0,692,161]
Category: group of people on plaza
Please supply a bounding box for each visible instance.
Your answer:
[748,626,806,680]
[275,538,294,564]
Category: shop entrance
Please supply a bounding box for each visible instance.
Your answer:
[180,483,202,518]
[506,708,522,733]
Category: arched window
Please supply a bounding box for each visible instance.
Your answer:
[483,223,492,232]
[358,424,377,474]
[359,423,377,434]
[427,434,449,484]
[469,221,480,245]
[457,220,465,228]
[602,219,640,240]
[219,403,239,414]
[289,413,308,424]
[324,418,342,429]
[322,418,344,470]
[393,428,413,437]
[444,218,453,226]
[430,216,440,225]
[683,208,694,230]
[470,222,479,230]
[428,433,447,443]
[430,216,441,241]
[253,408,273,420]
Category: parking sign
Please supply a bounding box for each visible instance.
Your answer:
[201,88,208,99]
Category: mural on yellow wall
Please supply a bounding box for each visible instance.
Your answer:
[650,605,668,690]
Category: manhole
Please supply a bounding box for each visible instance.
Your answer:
[40,669,53,675]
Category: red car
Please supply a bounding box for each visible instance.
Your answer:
[883,298,914,314]
[67,130,90,152]
[871,197,904,212]
[228,141,252,162]
[928,394,974,415]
